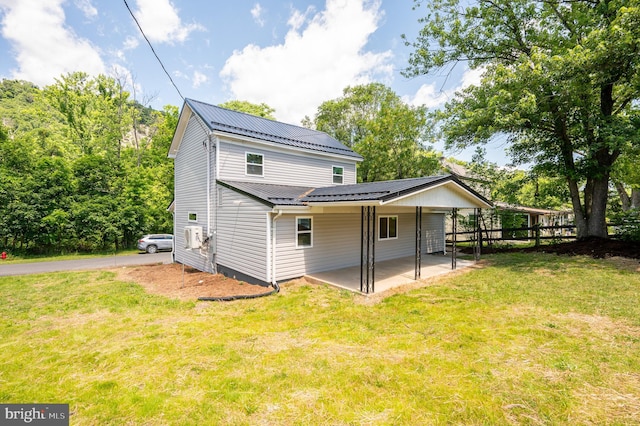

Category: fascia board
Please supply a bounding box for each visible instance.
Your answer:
[380,180,492,209]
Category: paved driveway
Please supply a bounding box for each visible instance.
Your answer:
[0,252,173,277]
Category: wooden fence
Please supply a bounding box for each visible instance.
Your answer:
[446,223,624,248]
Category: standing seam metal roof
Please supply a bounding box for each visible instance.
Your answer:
[219,175,492,207]
[186,99,363,160]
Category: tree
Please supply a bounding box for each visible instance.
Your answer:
[218,100,276,119]
[306,83,440,182]
[404,0,640,239]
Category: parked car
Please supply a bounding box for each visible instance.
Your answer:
[137,234,174,254]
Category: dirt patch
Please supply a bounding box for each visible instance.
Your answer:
[462,237,640,260]
[116,263,274,301]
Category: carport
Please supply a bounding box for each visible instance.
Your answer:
[301,176,492,294]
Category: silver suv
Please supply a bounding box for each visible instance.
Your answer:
[137,234,173,254]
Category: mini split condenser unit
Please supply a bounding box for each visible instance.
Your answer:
[184,226,203,249]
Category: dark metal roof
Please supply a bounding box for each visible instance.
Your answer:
[302,176,451,203]
[218,180,313,207]
[219,175,492,207]
[186,99,362,160]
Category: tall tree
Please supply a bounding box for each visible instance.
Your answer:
[306,83,439,182]
[218,100,276,119]
[404,0,640,239]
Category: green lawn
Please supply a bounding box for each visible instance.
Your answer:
[1,253,639,425]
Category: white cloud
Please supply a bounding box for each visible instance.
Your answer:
[220,0,392,124]
[406,66,486,108]
[192,71,208,88]
[251,3,265,27]
[133,0,203,44]
[0,0,105,86]
[74,0,97,19]
[123,35,139,50]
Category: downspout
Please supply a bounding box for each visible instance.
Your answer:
[207,133,212,241]
[206,133,214,272]
[271,209,283,289]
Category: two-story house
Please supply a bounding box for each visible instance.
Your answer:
[169,99,491,293]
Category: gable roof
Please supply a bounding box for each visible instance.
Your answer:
[218,175,492,209]
[169,98,362,160]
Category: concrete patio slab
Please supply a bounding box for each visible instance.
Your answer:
[305,253,475,294]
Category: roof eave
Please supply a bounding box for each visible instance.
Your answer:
[210,129,363,162]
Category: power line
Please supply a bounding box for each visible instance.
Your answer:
[122,0,185,102]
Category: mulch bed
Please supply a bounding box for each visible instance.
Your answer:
[116,263,275,301]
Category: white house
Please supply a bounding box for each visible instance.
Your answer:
[169,99,491,293]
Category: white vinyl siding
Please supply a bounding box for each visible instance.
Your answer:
[218,139,357,186]
[173,114,216,272]
[274,212,445,280]
[217,187,270,282]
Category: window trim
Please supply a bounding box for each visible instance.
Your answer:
[188,212,198,222]
[245,151,264,176]
[332,165,344,184]
[295,216,313,249]
[378,215,398,241]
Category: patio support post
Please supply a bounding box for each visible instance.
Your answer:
[452,208,458,270]
[360,206,376,294]
[415,206,422,280]
[474,208,481,261]
[371,206,376,293]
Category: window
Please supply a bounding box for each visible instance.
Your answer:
[332,166,344,184]
[296,217,313,248]
[188,212,197,222]
[246,152,263,176]
[379,216,398,240]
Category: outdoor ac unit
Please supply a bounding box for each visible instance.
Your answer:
[184,226,203,249]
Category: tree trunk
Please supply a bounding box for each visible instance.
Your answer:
[584,175,610,238]
[615,181,632,211]
[632,188,640,209]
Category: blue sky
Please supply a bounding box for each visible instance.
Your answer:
[0,0,509,164]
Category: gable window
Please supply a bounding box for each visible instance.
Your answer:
[188,212,198,222]
[379,216,398,240]
[296,217,313,248]
[332,166,344,184]
[246,152,263,176]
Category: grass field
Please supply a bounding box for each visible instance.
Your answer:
[1,253,639,425]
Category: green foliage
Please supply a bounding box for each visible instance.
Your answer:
[468,151,570,209]
[307,83,440,182]
[218,100,276,119]
[405,0,640,238]
[610,209,640,242]
[0,74,175,254]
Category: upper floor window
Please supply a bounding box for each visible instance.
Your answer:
[246,152,263,176]
[332,166,344,184]
[188,212,198,222]
[379,216,398,240]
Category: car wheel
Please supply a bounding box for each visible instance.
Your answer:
[146,245,158,254]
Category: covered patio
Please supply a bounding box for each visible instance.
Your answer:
[305,252,475,294]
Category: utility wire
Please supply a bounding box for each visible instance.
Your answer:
[122,0,185,102]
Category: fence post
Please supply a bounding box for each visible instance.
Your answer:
[535,224,541,247]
